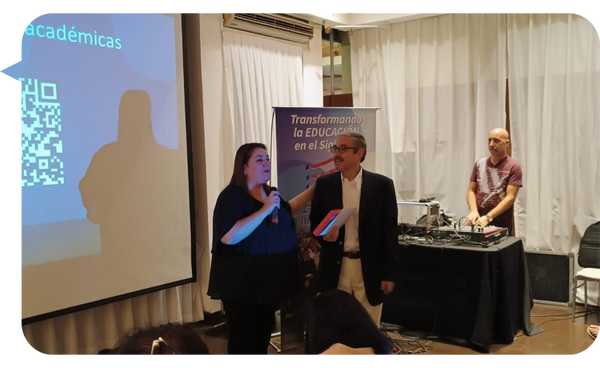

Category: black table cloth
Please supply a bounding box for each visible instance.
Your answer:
[382,237,539,352]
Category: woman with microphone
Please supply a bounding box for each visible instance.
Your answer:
[208,143,314,354]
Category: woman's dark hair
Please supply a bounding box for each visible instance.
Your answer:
[229,143,271,199]
[305,290,391,354]
[110,323,209,354]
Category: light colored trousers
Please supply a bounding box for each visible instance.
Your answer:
[337,258,383,326]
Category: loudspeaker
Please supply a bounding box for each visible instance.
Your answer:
[525,250,574,306]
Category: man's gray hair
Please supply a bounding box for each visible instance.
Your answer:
[339,132,366,163]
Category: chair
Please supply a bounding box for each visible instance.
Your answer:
[571,221,600,321]
[572,269,600,321]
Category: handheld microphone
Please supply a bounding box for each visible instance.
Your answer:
[271,187,279,224]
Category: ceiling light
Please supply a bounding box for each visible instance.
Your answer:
[333,25,380,29]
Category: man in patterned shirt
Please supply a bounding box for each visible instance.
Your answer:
[465,128,523,235]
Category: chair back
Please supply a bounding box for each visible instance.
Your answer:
[578,221,600,268]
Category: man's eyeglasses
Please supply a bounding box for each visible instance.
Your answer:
[329,145,357,154]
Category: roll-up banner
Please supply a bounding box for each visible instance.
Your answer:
[274,106,378,232]
[273,106,377,350]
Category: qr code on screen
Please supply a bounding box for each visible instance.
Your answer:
[21,78,65,187]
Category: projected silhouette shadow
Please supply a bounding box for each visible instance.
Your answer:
[79,90,188,269]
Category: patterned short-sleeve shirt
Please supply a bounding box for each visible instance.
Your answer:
[469,156,522,229]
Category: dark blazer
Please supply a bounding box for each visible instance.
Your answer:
[310,169,398,306]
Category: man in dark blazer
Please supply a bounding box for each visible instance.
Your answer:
[310,132,398,325]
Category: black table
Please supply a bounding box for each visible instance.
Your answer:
[381,237,539,352]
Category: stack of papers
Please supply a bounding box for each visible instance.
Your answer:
[312,208,356,237]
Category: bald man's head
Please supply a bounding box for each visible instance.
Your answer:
[488,128,510,157]
[491,128,509,139]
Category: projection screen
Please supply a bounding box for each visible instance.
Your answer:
[7,13,195,323]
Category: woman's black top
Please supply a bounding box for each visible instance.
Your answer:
[208,184,300,304]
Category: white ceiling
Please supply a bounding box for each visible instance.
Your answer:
[294,13,443,29]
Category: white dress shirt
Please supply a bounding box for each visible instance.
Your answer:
[341,168,362,252]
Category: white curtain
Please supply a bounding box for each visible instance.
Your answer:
[508,14,600,304]
[350,14,507,223]
[221,29,304,185]
[351,13,600,306]
[23,283,202,354]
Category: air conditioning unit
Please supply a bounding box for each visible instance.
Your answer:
[223,13,314,44]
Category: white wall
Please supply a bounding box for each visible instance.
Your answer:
[303,24,324,107]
